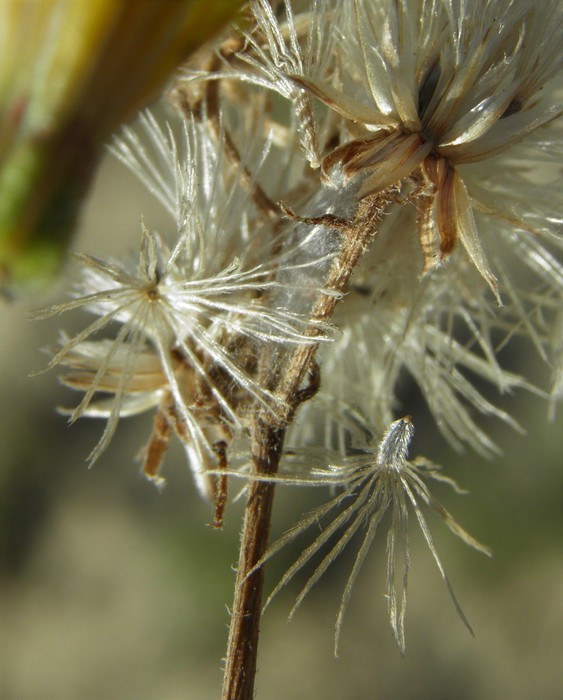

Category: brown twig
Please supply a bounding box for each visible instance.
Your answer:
[221,188,396,700]
[221,419,285,700]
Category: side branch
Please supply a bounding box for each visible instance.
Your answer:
[277,190,398,414]
[173,65,281,222]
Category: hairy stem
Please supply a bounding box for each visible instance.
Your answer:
[221,419,285,700]
[221,188,395,700]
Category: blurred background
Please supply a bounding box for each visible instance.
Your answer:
[0,124,562,700]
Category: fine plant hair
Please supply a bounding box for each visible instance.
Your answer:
[32,1,562,698]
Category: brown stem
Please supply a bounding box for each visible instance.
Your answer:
[221,188,396,699]
[171,60,280,223]
[221,419,286,700]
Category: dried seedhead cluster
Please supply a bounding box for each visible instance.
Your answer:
[34,0,561,652]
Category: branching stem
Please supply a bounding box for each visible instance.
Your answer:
[221,188,395,700]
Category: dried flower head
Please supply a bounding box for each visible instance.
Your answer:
[32,112,330,496]
[219,0,562,456]
[236,417,489,653]
[226,0,562,297]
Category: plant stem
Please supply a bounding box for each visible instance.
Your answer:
[221,419,286,700]
[221,189,395,699]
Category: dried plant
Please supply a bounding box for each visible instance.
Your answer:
[31,1,561,698]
